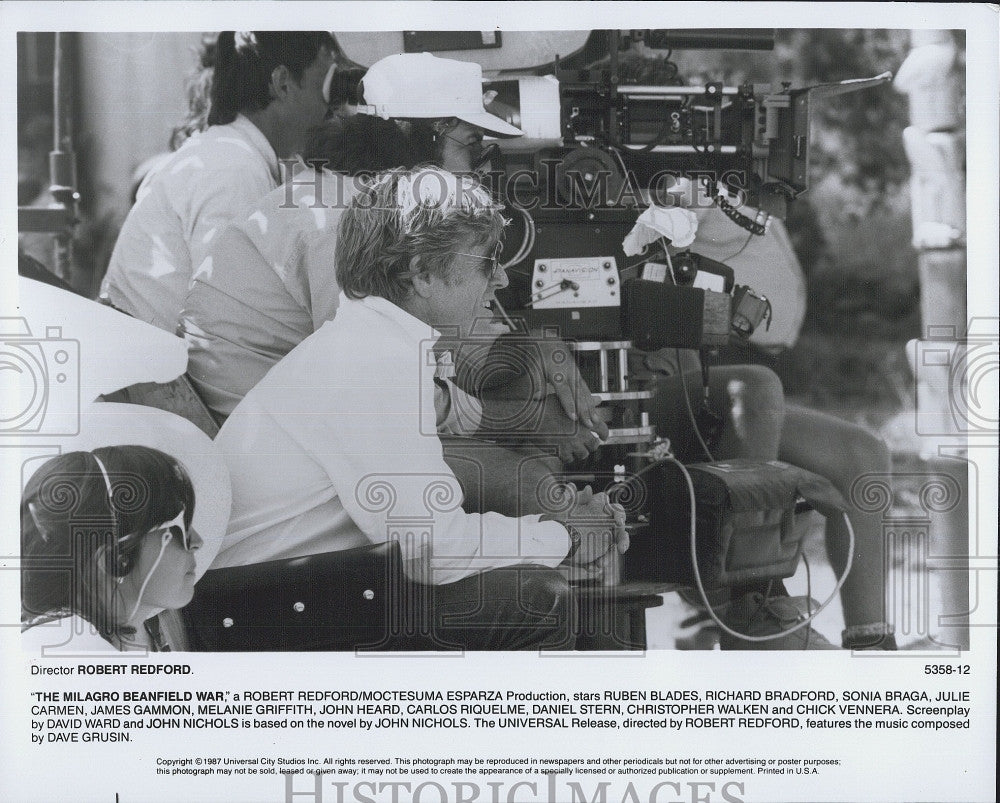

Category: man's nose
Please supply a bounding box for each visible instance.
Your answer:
[492,266,510,290]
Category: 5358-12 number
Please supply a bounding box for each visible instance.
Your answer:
[924,664,971,675]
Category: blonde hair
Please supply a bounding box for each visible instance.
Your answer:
[335,167,505,306]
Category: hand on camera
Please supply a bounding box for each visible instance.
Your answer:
[540,393,605,464]
[533,337,609,442]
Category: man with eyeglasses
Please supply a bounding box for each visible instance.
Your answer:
[212,168,627,650]
[181,52,606,465]
[101,31,336,334]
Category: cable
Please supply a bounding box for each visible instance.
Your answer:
[675,348,715,462]
[634,116,675,153]
[723,228,755,263]
[607,449,853,645]
[667,450,856,644]
[608,146,642,199]
[717,195,767,236]
[606,457,671,506]
[500,206,535,274]
[125,531,172,626]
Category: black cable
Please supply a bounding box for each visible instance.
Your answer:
[636,116,675,153]
[606,457,671,504]
[675,348,715,462]
[717,195,767,236]
[723,227,756,262]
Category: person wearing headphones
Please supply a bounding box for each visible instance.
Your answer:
[21,446,202,652]
[100,31,336,334]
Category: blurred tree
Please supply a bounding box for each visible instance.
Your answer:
[774,29,912,194]
[674,30,930,418]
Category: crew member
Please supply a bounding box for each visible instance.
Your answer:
[100,31,335,332]
[211,168,628,650]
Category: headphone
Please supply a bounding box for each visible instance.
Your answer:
[94,452,177,623]
[92,453,133,578]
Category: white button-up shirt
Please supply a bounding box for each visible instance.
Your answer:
[180,168,353,418]
[101,115,281,333]
[212,294,570,585]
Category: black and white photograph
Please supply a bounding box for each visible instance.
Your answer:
[2,3,997,802]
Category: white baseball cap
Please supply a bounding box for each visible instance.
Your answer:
[359,53,523,138]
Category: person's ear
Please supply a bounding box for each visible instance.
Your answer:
[95,543,127,584]
[408,255,435,299]
[269,64,292,102]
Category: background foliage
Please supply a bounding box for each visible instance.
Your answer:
[672,30,936,427]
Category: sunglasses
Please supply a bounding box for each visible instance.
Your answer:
[450,242,505,281]
[119,509,197,553]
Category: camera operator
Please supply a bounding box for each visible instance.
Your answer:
[180,53,607,513]
[100,31,336,333]
[182,52,601,434]
[211,168,628,650]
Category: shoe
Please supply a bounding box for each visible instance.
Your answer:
[845,633,898,650]
[842,626,898,651]
[720,592,839,650]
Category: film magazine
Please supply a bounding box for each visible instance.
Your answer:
[2,3,997,802]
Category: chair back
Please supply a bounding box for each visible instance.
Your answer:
[183,542,406,651]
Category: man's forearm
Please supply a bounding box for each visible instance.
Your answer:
[473,395,548,439]
[449,329,552,397]
[436,377,548,440]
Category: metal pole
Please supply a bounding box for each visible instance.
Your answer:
[49,32,79,283]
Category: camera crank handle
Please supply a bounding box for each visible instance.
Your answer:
[525,279,579,307]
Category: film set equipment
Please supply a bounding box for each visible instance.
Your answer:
[481,31,887,607]
[490,29,890,347]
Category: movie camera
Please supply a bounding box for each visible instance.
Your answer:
[486,29,891,347]
[468,31,886,594]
